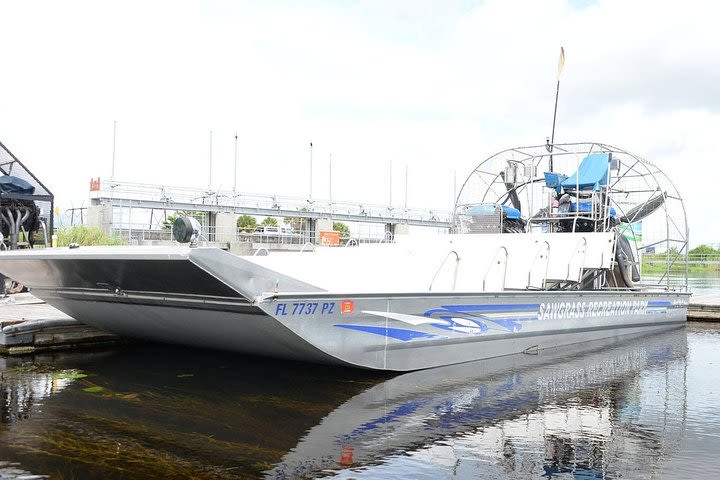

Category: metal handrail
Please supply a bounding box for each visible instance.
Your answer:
[483,246,508,291]
[378,231,394,244]
[300,242,315,253]
[527,241,550,289]
[91,179,454,225]
[429,250,461,291]
[566,237,588,282]
[39,220,49,247]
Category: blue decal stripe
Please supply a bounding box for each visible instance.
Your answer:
[448,304,541,312]
[439,304,540,313]
[475,314,539,320]
[338,400,427,442]
[489,316,538,322]
[334,324,438,341]
[648,301,672,307]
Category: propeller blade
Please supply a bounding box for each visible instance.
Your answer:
[499,171,521,211]
[619,193,665,223]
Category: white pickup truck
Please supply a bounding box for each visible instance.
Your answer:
[251,226,303,242]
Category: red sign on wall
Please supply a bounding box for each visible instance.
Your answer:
[90,177,101,191]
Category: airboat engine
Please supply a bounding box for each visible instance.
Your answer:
[454,203,526,234]
[0,175,43,249]
[453,142,688,292]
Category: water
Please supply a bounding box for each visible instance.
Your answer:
[0,325,718,479]
[1,275,719,479]
[645,272,720,296]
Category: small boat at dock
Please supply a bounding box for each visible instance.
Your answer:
[0,142,690,370]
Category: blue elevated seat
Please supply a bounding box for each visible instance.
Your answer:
[560,153,610,191]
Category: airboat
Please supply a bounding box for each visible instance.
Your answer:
[0,142,689,370]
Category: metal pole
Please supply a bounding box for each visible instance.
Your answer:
[329,153,332,204]
[549,47,564,172]
[549,79,560,172]
[389,159,393,207]
[309,141,313,200]
[208,130,213,189]
[233,132,238,194]
[128,199,132,243]
[111,120,116,179]
[404,164,408,210]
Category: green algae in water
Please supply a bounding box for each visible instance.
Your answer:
[3,362,58,375]
[83,386,105,393]
[115,392,140,400]
[54,370,88,380]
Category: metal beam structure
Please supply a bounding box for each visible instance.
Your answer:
[89,179,452,228]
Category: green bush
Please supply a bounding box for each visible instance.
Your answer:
[333,222,351,238]
[56,226,125,246]
[237,214,257,232]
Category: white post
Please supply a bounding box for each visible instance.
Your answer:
[208,130,213,190]
[309,141,313,200]
[404,164,408,211]
[111,120,116,180]
[389,159,393,207]
[233,132,238,194]
[329,152,332,204]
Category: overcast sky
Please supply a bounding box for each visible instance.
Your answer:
[0,0,717,245]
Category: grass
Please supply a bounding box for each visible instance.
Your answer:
[55,226,125,247]
[641,263,718,274]
[642,256,720,274]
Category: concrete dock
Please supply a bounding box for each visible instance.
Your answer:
[688,294,720,321]
[0,293,122,355]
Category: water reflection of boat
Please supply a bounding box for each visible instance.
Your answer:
[268,328,688,479]
[0,329,688,479]
[0,144,690,370]
[0,352,111,425]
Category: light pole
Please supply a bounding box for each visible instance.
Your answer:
[208,130,213,190]
[111,120,117,180]
[389,159,393,207]
[233,132,238,194]
[404,164,408,211]
[329,153,333,204]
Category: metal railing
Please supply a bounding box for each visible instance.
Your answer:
[108,222,394,246]
[429,251,461,292]
[483,246,508,291]
[643,253,720,266]
[91,179,453,227]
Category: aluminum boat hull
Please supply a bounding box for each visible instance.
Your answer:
[0,246,689,371]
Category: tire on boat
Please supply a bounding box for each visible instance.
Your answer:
[614,233,640,289]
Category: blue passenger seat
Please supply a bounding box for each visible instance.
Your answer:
[559,153,611,191]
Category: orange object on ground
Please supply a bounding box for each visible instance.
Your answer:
[319,231,340,246]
